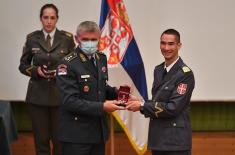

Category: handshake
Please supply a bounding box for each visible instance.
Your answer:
[103,85,143,113]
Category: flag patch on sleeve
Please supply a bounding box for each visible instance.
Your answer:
[57,64,67,76]
[177,83,187,95]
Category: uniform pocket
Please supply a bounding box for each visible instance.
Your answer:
[158,85,175,101]
[78,77,92,94]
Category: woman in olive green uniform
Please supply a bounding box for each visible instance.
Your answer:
[19,4,75,155]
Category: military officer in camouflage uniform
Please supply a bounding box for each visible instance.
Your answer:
[56,21,124,155]
[19,4,75,155]
[126,29,195,155]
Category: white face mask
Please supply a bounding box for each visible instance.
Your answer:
[80,41,98,55]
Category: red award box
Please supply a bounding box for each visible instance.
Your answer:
[118,86,130,106]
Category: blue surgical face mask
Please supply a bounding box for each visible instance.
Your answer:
[80,41,98,55]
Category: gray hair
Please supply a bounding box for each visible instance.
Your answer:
[76,21,100,36]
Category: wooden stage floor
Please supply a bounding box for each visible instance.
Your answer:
[11,132,235,155]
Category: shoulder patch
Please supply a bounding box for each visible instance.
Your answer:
[61,30,73,38]
[182,66,191,73]
[64,52,77,62]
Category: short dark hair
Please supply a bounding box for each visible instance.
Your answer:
[40,4,59,18]
[161,29,180,43]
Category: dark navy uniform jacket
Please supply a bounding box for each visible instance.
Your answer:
[19,29,75,106]
[141,57,195,151]
[56,47,117,143]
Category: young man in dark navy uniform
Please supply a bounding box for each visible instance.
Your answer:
[126,29,195,155]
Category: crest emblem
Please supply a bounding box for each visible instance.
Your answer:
[57,64,67,76]
[102,66,107,73]
[99,0,133,66]
[177,83,187,95]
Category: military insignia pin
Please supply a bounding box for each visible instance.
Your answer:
[177,83,187,95]
[79,53,86,62]
[83,85,90,92]
[102,66,107,73]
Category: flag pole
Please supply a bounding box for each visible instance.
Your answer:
[110,114,115,155]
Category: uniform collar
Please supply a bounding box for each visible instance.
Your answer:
[164,57,179,72]
[42,28,56,39]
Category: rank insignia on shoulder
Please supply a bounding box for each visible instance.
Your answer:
[61,30,73,38]
[79,53,87,62]
[65,32,72,37]
[57,64,67,76]
[64,52,77,62]
[182,66,191,73]
[27,32,35,38]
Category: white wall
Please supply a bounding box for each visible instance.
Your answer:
[0,0,234,101]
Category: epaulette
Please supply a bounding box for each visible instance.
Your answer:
[26,30,40,39]
[64,52,77,62]
[61,30,73,38]
[182,66,191,73]
[96,51,106,60]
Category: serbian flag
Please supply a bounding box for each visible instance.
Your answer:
[99,0,149,154]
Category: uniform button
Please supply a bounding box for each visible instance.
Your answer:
[165,86,168,90]
[173,123,176,127]
[47,53,50,56]
[98,91,101,95]
[74,117,78,120]
[151,118,154,121]
[85,79,87,82]
[48,62,51,65]
[47,79,51,82]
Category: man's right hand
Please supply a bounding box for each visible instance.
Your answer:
[103,100,125,112]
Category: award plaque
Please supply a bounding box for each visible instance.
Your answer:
[117,86,131,106]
